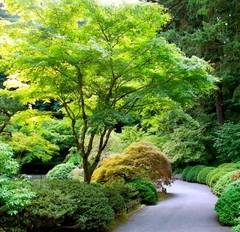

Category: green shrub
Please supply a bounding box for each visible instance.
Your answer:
[215,186,240,226]
[0,180,114,231]
[100,180,137,214]
[197,167,215,184]
[126,178,158,205]
[206,167,237,187]
[218,163,240,169]
[185,165,206,182]
[0,141,35,216]
[181,166,193,181]
[232,217,240,232]
[212,170,240,196]
[223,179,240,194]
[46,163,76,180]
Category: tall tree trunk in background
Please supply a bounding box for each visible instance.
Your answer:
[215,84,224,125]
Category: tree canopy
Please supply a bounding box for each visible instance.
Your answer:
[0,0,216,182]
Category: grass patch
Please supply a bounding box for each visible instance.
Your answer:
[158,191,169,201]
[107,204,142,231]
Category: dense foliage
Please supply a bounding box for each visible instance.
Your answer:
[0,179,114,232]
[206,165,238,187]
[215,186,240,226]
[46,163,76,180]
[196,167,215,184]
[92,141,172,185]
[0,0,216,182]
[100,179,137,214]
[0,141,34,216]
[185,165,206,182]
[181,166,193,181]
[126,178,158,205]
[212,170,240,196]
[214,122,240,163]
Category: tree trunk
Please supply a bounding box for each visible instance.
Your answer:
[215,84,224,125]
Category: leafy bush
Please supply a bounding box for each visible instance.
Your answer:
[232,217,240,232]
[197,167,215,184]
[215,186,240,226]
[99,179,138,214]
[0,180,114,231]
[46,163,76,180]
[92,141,172,185]
[212,170,240,196]
[185,165,206,182]
[68,167,84,181]
[206,166,237,187]
[162,121,213,168]
[126,178,158,205]
[0,141,35,216]
[181,166,193,181]
[223,179,240,194]
[213,122,240,163]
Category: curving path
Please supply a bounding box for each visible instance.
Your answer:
[114,180,231,232]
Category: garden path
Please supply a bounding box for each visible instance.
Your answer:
[114,180,231,232]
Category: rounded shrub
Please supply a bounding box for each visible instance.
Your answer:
[215,186,240,226]
[223,179,240,194]
[212,170,240,196]
[46,163,76,180]
[232,217,240,232]
[206,167,237,187]
[185,165,206,182]
[197,167,215,184]
[126,178,158,205]
[181,166,193,181]
[0,180,114,231]
[99,180,136,214]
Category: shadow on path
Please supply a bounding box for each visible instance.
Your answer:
[114,180,231,232]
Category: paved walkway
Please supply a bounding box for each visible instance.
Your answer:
[114,180,231,232]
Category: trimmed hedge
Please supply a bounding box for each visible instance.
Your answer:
[100,179,137,214]
[232,217,240,232]
[223,179,240,194]
[185,165,206,182]
[197,167,215,184]
[182,166,193,181]
[0,180,114,232]
[215,186,240,226]
[212,170,240,196]
[46,163,76,180]
[126,178,158,205]
[206,167,237,187]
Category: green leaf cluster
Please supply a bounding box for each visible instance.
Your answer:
[46,163,76,180]
[127,177,158,205]
[212,170,240,197]
[213,122,240,163]
[215,186,240,226]
[0,141,35,216]
[196,166,215,184]
[0,179,114,231]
